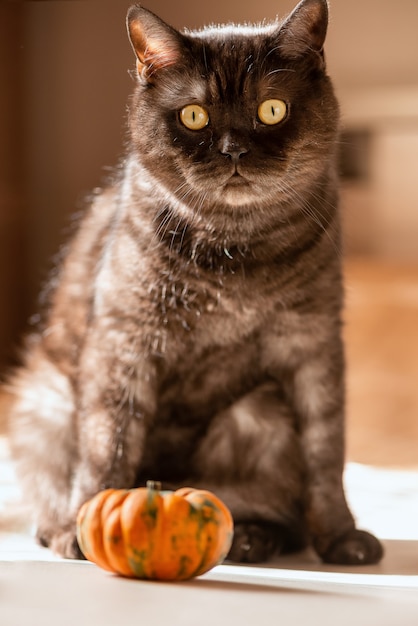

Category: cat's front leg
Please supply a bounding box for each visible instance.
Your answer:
[55,330,156,558]
[290,339,383,565]
[75,332,157,494]
[264,321,383,566]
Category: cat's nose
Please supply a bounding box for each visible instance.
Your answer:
[219,133,249,163]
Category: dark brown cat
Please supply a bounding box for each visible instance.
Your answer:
[8,0,383,565]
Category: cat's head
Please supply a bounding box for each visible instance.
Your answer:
[127,0,338,232]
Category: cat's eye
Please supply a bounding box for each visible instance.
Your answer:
[257,99,287,125]
[180,105,209,130]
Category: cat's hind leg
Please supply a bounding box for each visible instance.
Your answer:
[7,344,81,557]
[191,382,307,564]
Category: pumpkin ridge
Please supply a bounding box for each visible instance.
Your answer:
[121,488,164,579]
[183,493,234,577]
[77,489,116,571]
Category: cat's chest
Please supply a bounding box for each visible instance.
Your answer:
[150,271,269,354]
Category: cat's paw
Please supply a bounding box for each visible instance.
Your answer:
[320,528,384,565]
[37,527,84,560]
[227,523,278,563]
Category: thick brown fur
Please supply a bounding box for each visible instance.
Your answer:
[8,0,382,565]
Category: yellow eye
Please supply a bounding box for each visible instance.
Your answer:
[257,99,287,125]
[180,104,209,130]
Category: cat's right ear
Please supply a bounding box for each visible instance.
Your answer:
[276,0,328,61]
[127,5,183,82]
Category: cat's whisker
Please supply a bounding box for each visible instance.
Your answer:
[169,218,183,254]
[262,45,282,63]
[265,68,297,77]
[290,188,343,260]
[151,210,173,245]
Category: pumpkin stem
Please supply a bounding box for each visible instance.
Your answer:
[146,480,162,491]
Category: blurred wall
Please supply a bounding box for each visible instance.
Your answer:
[1,0,418,370]
[0,4,27,369]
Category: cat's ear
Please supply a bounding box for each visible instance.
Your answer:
[277,0,328,60]
[127,5,184,82]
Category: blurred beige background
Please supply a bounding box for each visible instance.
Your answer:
[0,0,417,466]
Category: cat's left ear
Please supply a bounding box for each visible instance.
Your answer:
[277,0,328,61]
[127,5,184,82]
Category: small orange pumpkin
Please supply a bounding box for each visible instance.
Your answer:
[76,481,234,580]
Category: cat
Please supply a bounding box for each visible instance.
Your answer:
[8,0,383,565]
